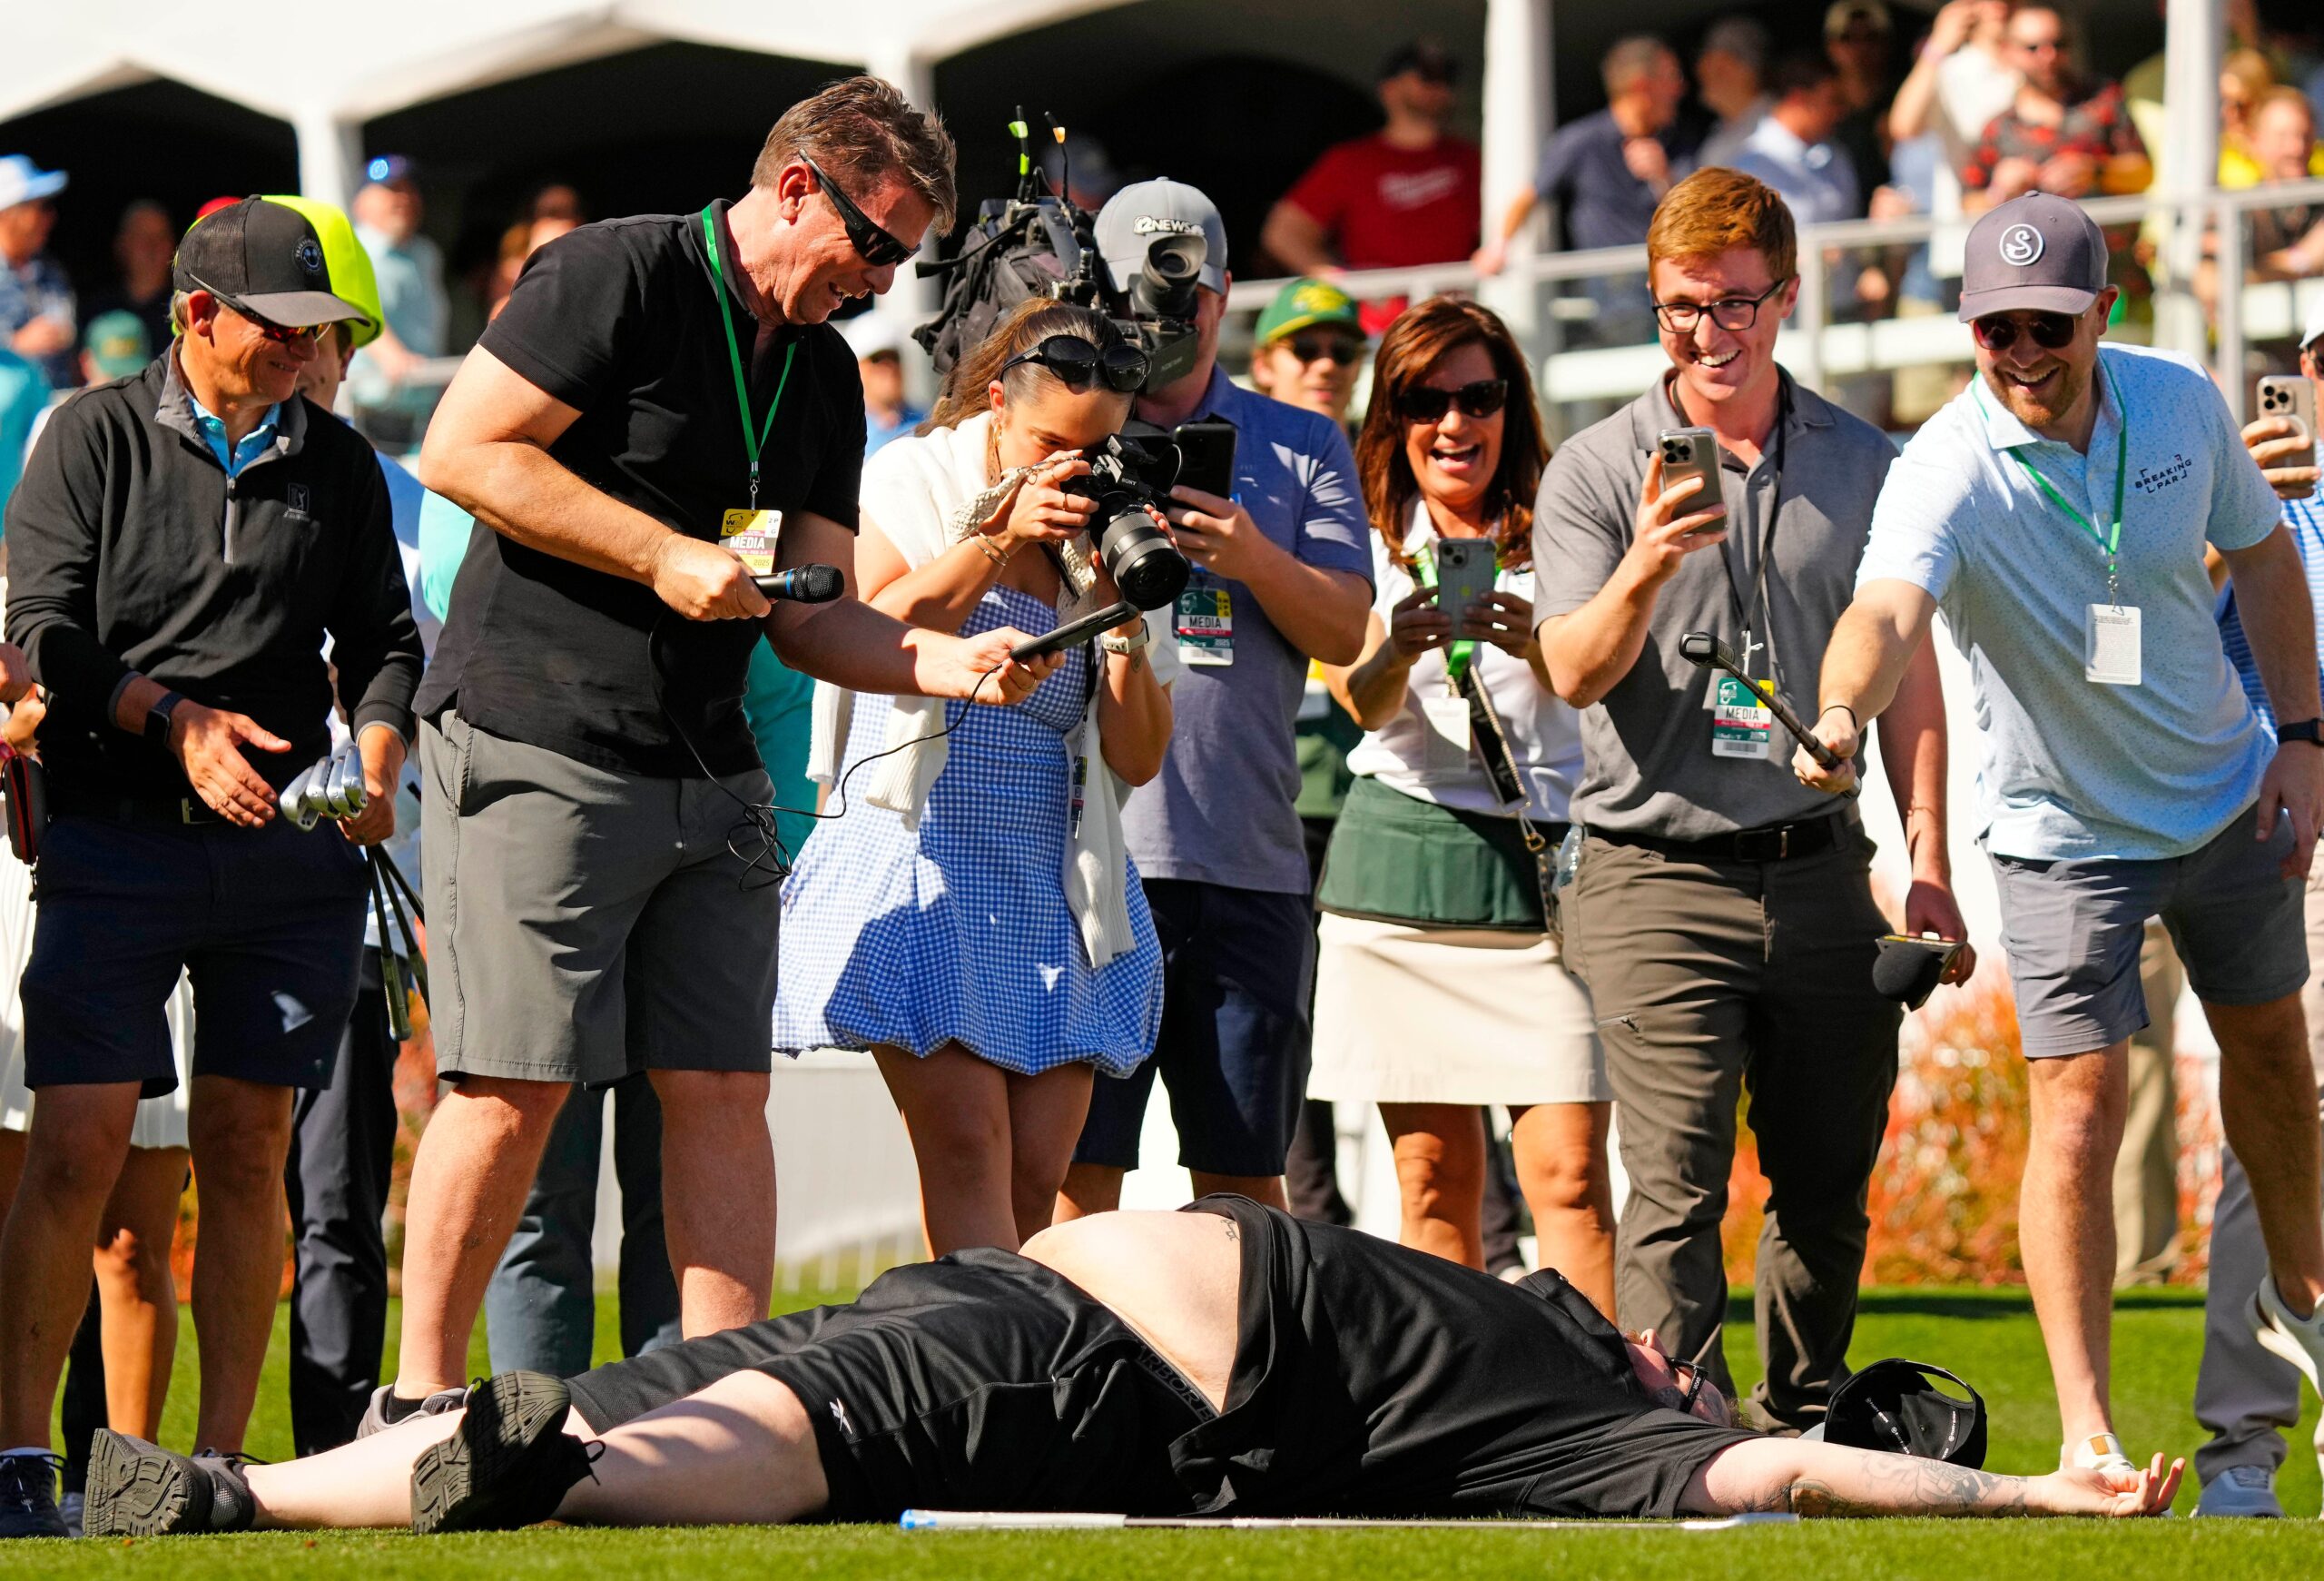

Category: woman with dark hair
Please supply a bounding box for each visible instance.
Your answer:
[776,301,1177,1257]
[1308,297,1613,1310]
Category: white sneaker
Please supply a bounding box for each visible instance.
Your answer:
[2197,1465,2285,1518]
[2252,1278,2324,1398]
[2063,1432,2136,1473]
[353,1382,468,1439]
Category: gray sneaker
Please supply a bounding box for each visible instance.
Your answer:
[409,1372,594,1534]
[355,1382,468,1439]
[58,1490,83,1539]
[2197,1465,2286,1518]
[84,1433,256,1537]
[0,1451,67,1539]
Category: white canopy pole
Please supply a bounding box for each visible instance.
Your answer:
[1479,0,1552,339]
[292,104,361,215]
[2157,0,2221,361]
[864,43,942,405]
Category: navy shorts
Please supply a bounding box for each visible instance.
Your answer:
[1073,878,1314,1178]
[20,815,370,1096]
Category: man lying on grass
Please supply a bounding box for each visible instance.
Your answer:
[85,1199,2180,1535]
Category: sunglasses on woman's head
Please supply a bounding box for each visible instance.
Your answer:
[803,156,914,269]
[1398,378,1508,423]
[1970,311,2078,352]
[1001,334,1150,394]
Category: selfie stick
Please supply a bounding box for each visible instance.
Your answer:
[1678,630,1856,793]
[1009,598,1139,662]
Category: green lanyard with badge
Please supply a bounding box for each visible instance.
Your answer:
[701,204,797,578]
[1978,366,2137,685]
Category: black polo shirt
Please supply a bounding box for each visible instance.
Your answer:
[417,200,865,777]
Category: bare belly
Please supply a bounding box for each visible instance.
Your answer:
[1019,1210,1243,1412]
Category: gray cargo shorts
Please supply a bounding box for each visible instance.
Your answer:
[1989,803,2308,1058]
[421,709,782,1086]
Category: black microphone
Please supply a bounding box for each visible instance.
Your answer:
[1873,934,1961,1011]
[753,564,845,603]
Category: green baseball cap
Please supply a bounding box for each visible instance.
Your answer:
[82,310,151,380]
[1256,278,1362,346]
[258,193,383,349]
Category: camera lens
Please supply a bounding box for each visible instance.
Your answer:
[1097,506,1190,609]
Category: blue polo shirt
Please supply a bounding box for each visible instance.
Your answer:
[1858,342,2283,861]
[1118,366,1373,894]
[2219,489,2324,733]
[188,393,281,477]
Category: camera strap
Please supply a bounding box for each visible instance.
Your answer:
[1456,665,1557,929]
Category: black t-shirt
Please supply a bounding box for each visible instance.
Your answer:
[1174,1198,1758,1518]
[416,201,866,776]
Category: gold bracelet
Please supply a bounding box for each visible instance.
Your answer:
[974,536,1012,568]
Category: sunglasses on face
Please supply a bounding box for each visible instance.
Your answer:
[1285,331,1364,366]
[803,156,914,269]
[187,277,330,345]
[1970,311,2078,352]
[1398,378,1509,423]
[1001,334,1150,394]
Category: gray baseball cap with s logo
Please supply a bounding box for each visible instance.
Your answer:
[1956,193,2108,322]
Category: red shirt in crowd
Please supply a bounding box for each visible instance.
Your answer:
[1279,133,1483,269]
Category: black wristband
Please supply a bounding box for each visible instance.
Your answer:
[143,690,184,743]
[2279,717,2323,747]
[1819,702,1861,735]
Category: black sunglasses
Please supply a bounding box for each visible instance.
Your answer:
[185,274,331,345]
[803,157,913,269]
[1653,276,1792,334]
[1001,334,1149,394]
[1970,311,2079,352]
[1398,378,1508,423]
[1285,331,1365,366]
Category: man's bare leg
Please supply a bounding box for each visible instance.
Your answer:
[392,1076,570,1395]
[243,1402,478,1527]
[1054,1161,1123,1222]
[186,1076,296,1452]
[2207,992,2324,1315]
[650,1068,774,1335]
[2021,1045,2129,1448]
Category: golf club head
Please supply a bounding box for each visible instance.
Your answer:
[1679,629,1740,675]
[280,761,324,830]
[325,746,366,818]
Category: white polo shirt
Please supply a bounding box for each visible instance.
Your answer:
[1856,342,2283,861]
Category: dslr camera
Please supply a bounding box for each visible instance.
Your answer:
[1065,427,1192,610]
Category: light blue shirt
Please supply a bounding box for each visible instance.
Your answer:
[0,346,47,518]
[2219,489,2324,734]
[1858,342,2284,861]
[188,392,281,478]
[1728,116,1860,225]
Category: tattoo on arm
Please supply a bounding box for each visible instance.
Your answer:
[1777,1459,2033,1518]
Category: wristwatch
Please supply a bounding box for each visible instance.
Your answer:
[2279,717,2324,747]
[143,689,185,744]
[1099,625,1151,657]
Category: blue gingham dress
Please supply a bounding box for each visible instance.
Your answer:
[773,586,1163,1075]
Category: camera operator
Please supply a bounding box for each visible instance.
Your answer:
[1532,169,1965,1432]
[382,78,1058,1429]
[779,301,1175,1255]
[0,196,419,1537]
[1058,180,1374,1219]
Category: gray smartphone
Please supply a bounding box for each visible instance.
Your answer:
[1433,538,1499,632]
[1657,427,1724,535]
[2258,375,2319,468]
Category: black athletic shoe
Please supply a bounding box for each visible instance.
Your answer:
[84,1433,256,1537]
[409,1372,593,1535]
[0,1451,67,1538]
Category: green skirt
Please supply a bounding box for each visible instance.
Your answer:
[1315,776,1557,932]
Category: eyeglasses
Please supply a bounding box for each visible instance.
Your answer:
[1653,276,1792,334]
[1970,311,2078,352]
[1284,331,1364,366]
[803,157,914,269]
[186,275,331,346]
[1001,334,1150,394]
[1397,378,1509,423]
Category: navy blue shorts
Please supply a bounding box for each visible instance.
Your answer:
[20,815,370,1096]
[1073,878,1314,1178]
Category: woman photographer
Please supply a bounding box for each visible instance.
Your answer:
[1308,297,1613,1311]
[776,301,1175,1258]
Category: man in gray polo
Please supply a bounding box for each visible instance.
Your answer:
[1533,167,1967,1430]
[1805,193,2324,1476]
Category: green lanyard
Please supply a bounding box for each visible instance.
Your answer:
[700,205,797,511]
[1414,540,1491,685]
[1983,367,2130,607]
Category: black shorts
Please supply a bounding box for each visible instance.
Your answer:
[565,1248,1215,1521]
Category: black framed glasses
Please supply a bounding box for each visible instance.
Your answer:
[1001,334,1149,394]
[184,274,331,345]
[803,156,914,269]
[1285,331,1365,366]
[1970,311,2078,352]
[1652,276,1793,334]
[1397,377,1508,423]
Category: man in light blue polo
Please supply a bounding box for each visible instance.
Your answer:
[1798,193,2324,1479]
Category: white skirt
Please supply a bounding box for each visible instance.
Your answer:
[0,851,194,1150]
[1307,913,1610,1106]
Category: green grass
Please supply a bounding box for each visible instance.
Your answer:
[16,1285,2322,1577]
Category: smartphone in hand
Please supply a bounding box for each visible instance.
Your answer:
[2258,375,2319,468]
[1658,427,1723,535]
[1433,537,1498,632]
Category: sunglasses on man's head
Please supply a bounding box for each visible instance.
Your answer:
[1001,334,1150,394]
[1970,311,2078,352]
[803,156,913,269]
[1285,331,1365,367]
[1398,378,1509,423]
[187,276,331,345]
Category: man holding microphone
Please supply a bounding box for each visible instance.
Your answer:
[376,78,1056,1431]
